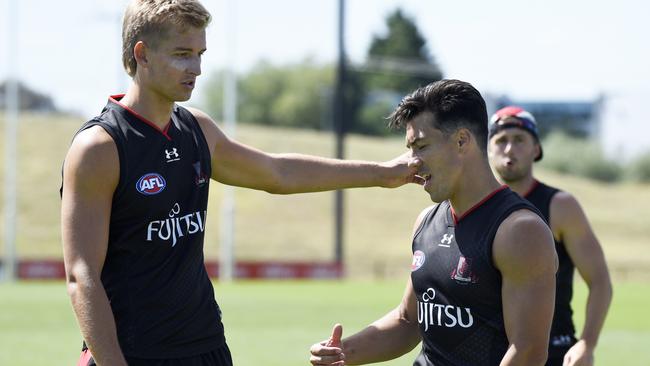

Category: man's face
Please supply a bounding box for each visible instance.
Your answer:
[144,25,206,102]
[488,127,539,183]
[406,112,461,203]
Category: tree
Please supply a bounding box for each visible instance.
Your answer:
[364,9,442,93]
[351,9,443,135]
[202,59,334,130]
[200,9,443,137]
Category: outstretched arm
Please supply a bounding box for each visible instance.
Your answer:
[61,126,128,366]
[494,209,558,366]
[310,278,421,365]
[550,193,612,366]
[309,207,431,365]
[189,108,423,193]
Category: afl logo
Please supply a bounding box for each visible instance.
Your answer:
[411,250,426,272]
[136,173,166,195]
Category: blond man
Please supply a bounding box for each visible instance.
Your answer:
[61,1,421,365]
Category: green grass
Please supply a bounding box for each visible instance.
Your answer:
[1,114,649,280]
[1,280,649,365]
[1,115,649,364]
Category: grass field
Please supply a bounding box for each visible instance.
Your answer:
[1,114,649,280]
[1,280,649,365]
[1,114,649,364]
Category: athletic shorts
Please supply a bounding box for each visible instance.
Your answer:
[77,344,233,366]
[546,351,568,366]
[545,335,577,366]
[412,349,431,366]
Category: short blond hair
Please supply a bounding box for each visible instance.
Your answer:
[122,0,211,77]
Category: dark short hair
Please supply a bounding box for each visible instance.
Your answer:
[388,79,489,152]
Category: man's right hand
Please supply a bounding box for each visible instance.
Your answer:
[310,324,346,365]
[379,152,424,188]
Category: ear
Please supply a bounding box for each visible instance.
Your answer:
[534,142,541,160]
[455,128,472,153]
[133,41,149,68]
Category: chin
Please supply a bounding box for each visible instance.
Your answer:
[425,189,445,203]
[502,173,525,184]
[176,93,192,102]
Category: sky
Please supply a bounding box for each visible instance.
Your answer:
[1,0,649,119]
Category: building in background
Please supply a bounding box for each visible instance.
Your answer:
[485,92,650,162]
[596,91,650,162]
[0,81,57,113]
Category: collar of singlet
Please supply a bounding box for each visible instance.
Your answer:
[522,179,540,198]
[450,185,509,225]
[108,94,173,140]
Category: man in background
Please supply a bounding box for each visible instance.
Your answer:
[488,106,613,366]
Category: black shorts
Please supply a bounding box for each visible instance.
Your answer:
[77,344,233,366]
[545,334,577,366]
[545,351,567,366]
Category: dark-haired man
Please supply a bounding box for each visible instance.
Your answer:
[310,80,558,366]
[488,106,612,366]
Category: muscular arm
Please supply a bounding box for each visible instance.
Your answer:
[310,207,431,365]
[189,108,422,193]
[493,209,558,366]
[61,126,127,366]
[336,278,421,364]
[551,192,612,359]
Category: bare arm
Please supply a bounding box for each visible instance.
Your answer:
[309,207,432,365]
[61,126,127,366]
[551,192,612,365]
[310,278,421,366]
[493,209,558,366]
[189,108,422,193]
[340,278,421,364]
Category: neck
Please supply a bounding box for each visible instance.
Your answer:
[448,157,503,218]
[119,83,174,129]
[500,173,536,197]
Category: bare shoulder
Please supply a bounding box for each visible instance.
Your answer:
[550,190,584,220]
[412,204,436,236]
[493,209,558,277]
[64,125,119,191]
[71,124,115,147]
[185,107,222,134]
[185,106,226,150]
[67,126,118,168]
[551,190,582,210]
[185,106,213,125]
[548,191,591,238]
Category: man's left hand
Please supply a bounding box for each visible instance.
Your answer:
[563,339,594,366]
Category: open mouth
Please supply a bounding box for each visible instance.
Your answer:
[182,80,195,88]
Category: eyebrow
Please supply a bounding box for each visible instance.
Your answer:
[172,47,207,53]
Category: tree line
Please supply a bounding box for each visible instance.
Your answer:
[200,9,443,136]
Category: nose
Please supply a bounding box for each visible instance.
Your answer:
[503,141,514,154]
[189,56,201,76]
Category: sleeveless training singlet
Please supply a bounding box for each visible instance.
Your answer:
[70,95,225,359]
[525,181,577,354]
[410,186,542,366]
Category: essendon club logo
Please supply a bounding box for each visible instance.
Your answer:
[450,256,479,284]
[136,173,166,195]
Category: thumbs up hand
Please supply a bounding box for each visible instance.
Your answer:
[326,324,343,347]
[310,324,345,365]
